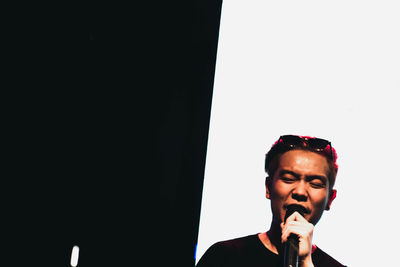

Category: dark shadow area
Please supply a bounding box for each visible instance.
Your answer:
[5,1,222,266]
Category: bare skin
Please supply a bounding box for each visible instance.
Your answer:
[258,150,337,267]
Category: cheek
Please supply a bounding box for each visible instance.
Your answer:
[306,191,329,224]
[310,190,329,209]
[270,181,291,199]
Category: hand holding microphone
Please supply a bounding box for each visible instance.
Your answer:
[282,205,315,267]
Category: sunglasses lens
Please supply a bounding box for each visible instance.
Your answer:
[279,135,303,146]
[307,138,330,150]
[278,135,333,160]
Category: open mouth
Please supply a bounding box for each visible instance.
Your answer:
[284,204,310,215]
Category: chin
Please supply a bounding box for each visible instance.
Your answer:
[310,215,323,226]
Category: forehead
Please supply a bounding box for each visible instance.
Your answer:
[277,150,329,177]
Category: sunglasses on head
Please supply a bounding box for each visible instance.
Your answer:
[277,135,334,161]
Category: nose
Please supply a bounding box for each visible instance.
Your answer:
[292,180,308,202]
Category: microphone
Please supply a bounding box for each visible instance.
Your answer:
[283,205,305,267]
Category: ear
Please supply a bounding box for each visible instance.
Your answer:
[325,189,337,211]
[265,176,271,199]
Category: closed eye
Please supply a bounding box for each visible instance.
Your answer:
[280,176,297,183]
[309,179,326,188]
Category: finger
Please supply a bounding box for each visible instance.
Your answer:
[281,222,312,242]
[282,220,305,233]
[282,228,310,244]
[282,224,307,237]
[281,224,304,242]
[281,220,294,241]
[283,221,313,234]
[281,221,302,234]
[285,211,308,223]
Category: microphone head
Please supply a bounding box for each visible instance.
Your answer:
[284,204,306,222]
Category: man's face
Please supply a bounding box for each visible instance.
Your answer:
[266,149,335,226]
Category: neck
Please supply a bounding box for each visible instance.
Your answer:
[268,219,284,254]
[259,219,284,255]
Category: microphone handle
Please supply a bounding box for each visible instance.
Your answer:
[283,234,299,267]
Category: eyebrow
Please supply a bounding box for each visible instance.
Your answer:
[279,169,328,182]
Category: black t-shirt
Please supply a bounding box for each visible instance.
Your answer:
[196,234,346,267]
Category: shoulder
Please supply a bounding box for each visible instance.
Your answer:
[312,246,346,267]
[203,234,259,256]
[196,234,259,266]
[214,234,259,250]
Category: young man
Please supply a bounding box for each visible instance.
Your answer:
[196,135,346,267]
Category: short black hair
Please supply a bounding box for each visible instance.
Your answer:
[265,135,338,189]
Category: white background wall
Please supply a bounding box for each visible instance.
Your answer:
[196,1,400,266]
